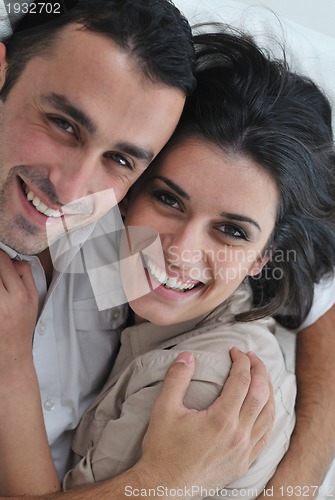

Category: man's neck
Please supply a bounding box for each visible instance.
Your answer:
[37,248,54,288]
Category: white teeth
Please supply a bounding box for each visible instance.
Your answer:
[147,260,197,292]
[44,208,61,217]
[23,185,62,218]
[165,276,177,289]
[158,270,167,283]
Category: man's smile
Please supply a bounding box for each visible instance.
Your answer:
[23,182,62,218]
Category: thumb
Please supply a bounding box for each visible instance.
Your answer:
[155,352,196,411]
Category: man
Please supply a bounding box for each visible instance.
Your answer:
[0,0,274,497]
[0,0,193,478]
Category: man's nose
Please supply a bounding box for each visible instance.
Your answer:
[49,152,105,204]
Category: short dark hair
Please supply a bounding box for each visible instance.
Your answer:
[0,0,196,100]
[157,27,335,328]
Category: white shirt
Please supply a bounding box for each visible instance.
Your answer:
[0,209,128,480]
[300,275,335,329]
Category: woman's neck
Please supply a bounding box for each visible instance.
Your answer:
[134,313,147,325]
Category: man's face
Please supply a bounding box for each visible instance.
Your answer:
[0,24,185,254]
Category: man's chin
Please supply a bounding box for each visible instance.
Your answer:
[2,236,49,256]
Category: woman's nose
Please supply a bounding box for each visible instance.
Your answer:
[165,223,206,266]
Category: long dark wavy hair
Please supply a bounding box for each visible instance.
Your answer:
[157,27,335,329]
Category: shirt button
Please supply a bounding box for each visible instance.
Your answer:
[43,397,55,411]
[112,310,119,320]
[38,321,46,336]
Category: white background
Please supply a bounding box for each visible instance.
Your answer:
[174,0,335,129]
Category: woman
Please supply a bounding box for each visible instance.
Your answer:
[1,29,335,497]
[60,32,335,497]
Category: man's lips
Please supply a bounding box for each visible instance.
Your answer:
[19,178,62,218]
[19,178,95,219]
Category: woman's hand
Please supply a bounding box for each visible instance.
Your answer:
[0,250,39,376]
[0,251,60,496]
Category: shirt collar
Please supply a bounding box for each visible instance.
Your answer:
[0,241,36,261]
[121,282,253,357]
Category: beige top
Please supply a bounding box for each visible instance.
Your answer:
[64,284,296,498]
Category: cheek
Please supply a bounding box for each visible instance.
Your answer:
[111,178,136,206]
[124,198,155,227]
[213,251,253,286]
[4,123,59,165]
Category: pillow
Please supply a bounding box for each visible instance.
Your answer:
[174,0,335,128]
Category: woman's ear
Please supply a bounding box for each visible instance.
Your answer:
[248,253,270,277]
[0,43,7,88]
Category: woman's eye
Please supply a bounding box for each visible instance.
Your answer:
[104,152,133,171]
[49,117,75,134]
[218,224,248,240]
[154,191,181,210]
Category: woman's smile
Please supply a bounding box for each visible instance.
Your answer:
[121,137,279,325]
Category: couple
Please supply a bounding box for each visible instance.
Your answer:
[0,0,335,498]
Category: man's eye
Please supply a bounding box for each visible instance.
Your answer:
[104,152,133,170]
[49,116,75,134]
[153,190,181,210]
[218,224,248,240]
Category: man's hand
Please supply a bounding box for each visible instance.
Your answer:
[135,347,275,493]
[259,305,335,499]
[0,251,38,377]
[0,348,274,499]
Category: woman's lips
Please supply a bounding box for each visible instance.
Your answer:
[146,259,203,293]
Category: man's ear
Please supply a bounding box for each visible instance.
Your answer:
[248,253,270,277]
[0,43,7,87]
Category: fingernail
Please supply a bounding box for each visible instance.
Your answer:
[174,352,194,365]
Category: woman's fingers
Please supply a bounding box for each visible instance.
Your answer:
[0,251,23,293]
[13,261,39,304]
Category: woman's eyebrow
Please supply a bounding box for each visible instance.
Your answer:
[152,175,190,200]
[220,212,262,232]
[152,176,261,231]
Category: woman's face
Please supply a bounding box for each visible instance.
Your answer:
[121,138,279,325]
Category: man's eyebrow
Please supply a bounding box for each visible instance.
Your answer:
[42,93,96,134]
[114,143,154,164]
[153,175,190,199]
[42,93,154,162]
[220,212,262,232]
